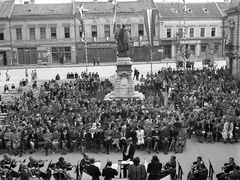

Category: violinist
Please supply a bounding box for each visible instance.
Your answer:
[80,153,90,175]
[84,158,101,180]
[227,165,240,180]
[216,157,236,180]
[53,157,67,180]
[19,163,32,180]
[27,156,47,179]
[0,153,20,180]
[161,155,177,180]
[102,161,118,180]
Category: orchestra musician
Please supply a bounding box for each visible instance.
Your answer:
[226,165,240,180]
[84,158,101,180]
[52,157,72,180]
[19,163,32,180]
[216,157,236,180]
[102,161,118,180]
[27,156,48,180]
[161,155,177,179]
[122,137,135,178]
[0,153,20,180]
[80,153,90,175]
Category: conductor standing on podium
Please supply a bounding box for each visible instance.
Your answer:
[122,137,135,178]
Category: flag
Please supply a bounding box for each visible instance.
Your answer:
[177,161,184,180]
[77,2,88,37]
[143,8,157,51]
[208,160,215,180]
[171,1,174,8]
[18,159,26,172]
[183,0,186,13]
[111,0,119,34]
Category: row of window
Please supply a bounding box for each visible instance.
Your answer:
[0,24,216,41]
[167,27,216,38]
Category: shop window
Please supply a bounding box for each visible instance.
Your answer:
[201,45,206,53]
[64,27,70,38]
[51,27,57,39]
[29,28,35,40]
[0,29,4,40]
[51,47,71,63]
[189,28,194,37]
[138,24,144,36]
[40,27,46,39]
[16,28,22,40]
[211,27,216,37]
[190,45,195,55]
[200,28,205,37]
[91,25,97,37]
[104,25,110,38]
[167,28,171,38]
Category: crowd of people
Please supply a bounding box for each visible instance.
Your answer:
[0,66,240,157]
[0,65,239,179]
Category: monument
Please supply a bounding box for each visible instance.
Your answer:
[104,25,144,100]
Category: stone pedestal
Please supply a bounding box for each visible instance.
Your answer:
[104,57,144,100]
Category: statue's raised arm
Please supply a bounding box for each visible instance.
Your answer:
[115,24,131,57]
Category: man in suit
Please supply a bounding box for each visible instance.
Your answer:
[102,161,118,180]
[85,158,101,180]
[122,137,135,178]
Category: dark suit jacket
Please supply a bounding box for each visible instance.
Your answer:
[122,143,135,161]
[102,167,118,180]
[85,164,101,180]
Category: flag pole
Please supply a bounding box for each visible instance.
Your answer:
[183,0,187,69]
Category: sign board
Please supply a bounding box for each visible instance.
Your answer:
[158,49,163,53]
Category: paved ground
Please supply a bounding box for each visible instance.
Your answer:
[0,60,233,180]
[0,137,239,180]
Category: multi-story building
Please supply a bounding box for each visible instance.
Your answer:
[155,1,229,61]
[225,0,240,75]
[0,0,230,66]
[0,0,14,66]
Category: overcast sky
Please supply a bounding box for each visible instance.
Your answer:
[31,0,226,4]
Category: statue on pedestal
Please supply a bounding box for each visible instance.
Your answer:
[115,24,131,57]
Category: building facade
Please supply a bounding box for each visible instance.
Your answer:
[156,2,229,62]
[0,0,229,66]
[225,0,240,76]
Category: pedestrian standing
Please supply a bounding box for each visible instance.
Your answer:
[25,69,28,80]
[5,70,10,81]
[93,57,96,66]
[97,57,100,65]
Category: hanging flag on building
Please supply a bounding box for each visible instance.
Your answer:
[110,0,119,34]
[77,2,88,37]
[143,8,157,51]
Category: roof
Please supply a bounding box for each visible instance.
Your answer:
[155,2,224,18]
[11,3,73,16]
[216,2,230,16]
[229,0,240,9]
[0,0,14,18]
[75,0,155,15]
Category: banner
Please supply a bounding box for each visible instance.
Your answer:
[143,8,157,51]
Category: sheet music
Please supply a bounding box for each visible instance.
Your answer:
[112,163,118,170]
[94,162,101,169]
[120,161,133,165]
[81,172,92,180]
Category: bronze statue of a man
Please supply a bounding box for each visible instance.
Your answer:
[115,24,131,57]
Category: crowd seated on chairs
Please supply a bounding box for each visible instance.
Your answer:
[0,66,239,159]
